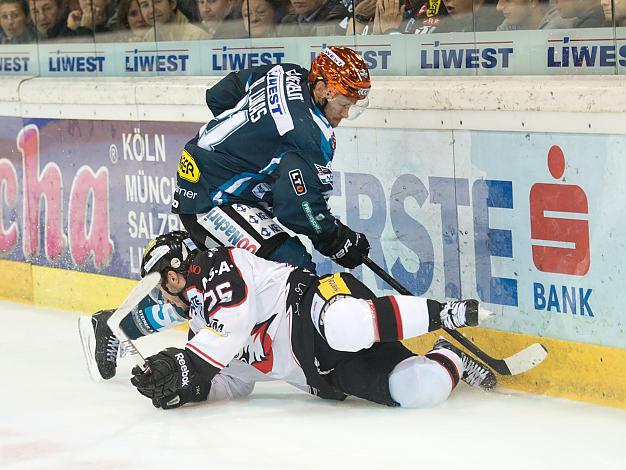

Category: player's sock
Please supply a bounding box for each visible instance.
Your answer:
[368,296,482,342]
[368,296,441,341]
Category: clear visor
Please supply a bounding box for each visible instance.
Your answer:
[327,93,370,120]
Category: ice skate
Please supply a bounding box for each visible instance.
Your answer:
[78,309,120,381]
[432,337,497,390]
[439,299,493,329]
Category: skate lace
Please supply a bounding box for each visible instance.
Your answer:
[119,342,129,358]
[462,357,490,386]
[106,336,120,362]
[442,302,466,329]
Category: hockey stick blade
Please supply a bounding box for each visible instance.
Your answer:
[446,330,548,375]
[361,255,549,376]
[500,343,548,376]
[107,271,161,373]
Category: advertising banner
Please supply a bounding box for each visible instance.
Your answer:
[0,118,196,277]
[329,127,622,347]
[0,119,622,348]
[2,28,626,77]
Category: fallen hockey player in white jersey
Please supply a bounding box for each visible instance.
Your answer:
[121,231,497,409]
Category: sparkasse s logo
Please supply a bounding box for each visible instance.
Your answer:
[529,145,593,316]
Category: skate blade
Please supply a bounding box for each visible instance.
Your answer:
[78,316,104,383]
[477,305,496,325]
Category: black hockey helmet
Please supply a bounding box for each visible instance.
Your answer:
[140,230,199,279]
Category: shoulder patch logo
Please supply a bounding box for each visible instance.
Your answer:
[178,149,200,183]
[289,169,307,196]
[314,163,333,185]
[318,273,352,300]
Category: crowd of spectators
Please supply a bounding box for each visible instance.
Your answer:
[0,0,623,44]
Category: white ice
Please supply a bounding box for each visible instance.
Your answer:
[1,300,626,470]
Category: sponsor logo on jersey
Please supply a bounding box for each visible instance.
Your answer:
[186,287,205,318]
[178,149,200,183]
[205,319,228,337]
[252,182,271,199]
[266,66,294,136]
[301,201,322,234]
[289,169,307,196]
[314,163,333,185]
[175,185,198,199]
[201,209,261,253]
[318,273,352,300]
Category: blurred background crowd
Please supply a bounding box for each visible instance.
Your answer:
[0,0,623,44]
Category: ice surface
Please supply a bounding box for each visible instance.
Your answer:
[1,300,625,470]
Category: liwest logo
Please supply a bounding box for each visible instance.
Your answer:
[547,37,626,68]
[530,145,593,316]
[310,44,392,70]
[0,55,30,72]
[211,46,285,72]
[48,50,105,73]
[420,40,514,70]
[125,49,189,73]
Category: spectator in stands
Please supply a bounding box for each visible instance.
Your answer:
[177,0,200,21]
[355,0,449,34]
[600,0,626,24]
[430,0,502,31]
[555,0,608,26]
[196,0,245,37]
[66,0,112,35]
[278,0,348,36]
[495,0,576,29]
[0,0,36,42]
[373,0,404,33]
[115,0,149,40]
[345,0,375,34]
[28,0,70,39]
[139,0,210,40]
[242,0,289,36]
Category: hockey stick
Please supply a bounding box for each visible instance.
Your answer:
[361,256,548,375]
[106,271,162,373]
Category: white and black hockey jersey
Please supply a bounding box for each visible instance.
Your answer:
[182,247,317,401]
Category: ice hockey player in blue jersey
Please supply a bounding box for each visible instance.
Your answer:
[79,46,375,382]
[174,45,372,272]
[128,232,496,409]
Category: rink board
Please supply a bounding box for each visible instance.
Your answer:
[2,259,625,409]
[1,118,625,407]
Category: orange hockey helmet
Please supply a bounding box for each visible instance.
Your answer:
[308,46,371,101]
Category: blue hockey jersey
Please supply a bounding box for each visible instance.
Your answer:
[173,63,339,251]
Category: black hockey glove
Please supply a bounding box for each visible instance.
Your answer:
[317,221,370,269]
[130,348,209,409]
